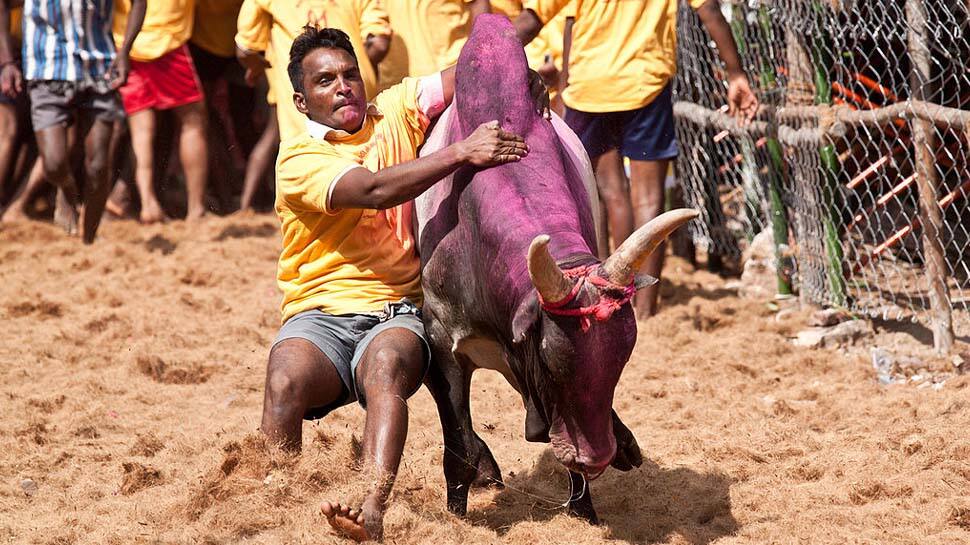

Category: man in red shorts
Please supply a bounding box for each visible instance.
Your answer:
[113,0,208,222]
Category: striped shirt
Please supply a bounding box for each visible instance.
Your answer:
[22,0,117,82]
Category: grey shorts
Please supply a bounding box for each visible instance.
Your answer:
[28,80,126,131]
[273,300,430,419]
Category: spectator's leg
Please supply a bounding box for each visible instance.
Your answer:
[629,158,670,319]
[0,102,18,203]
[173,101,208,220]
[34,124,79,234]
[128,109,166,223]
[78,114,114,243]
[594,148,633,254]
[0,156,44,223]
[239,106,278,212]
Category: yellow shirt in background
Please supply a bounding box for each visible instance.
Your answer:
[10,7,22,45]
[191,0,244,58]
[378,0,473,89]
[275,77,439,320]
[236,0,390,140]
[113,0,195,62]
[489,0,521,19]
[524,0,706,113]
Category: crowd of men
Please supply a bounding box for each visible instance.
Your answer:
[0,0,563,237]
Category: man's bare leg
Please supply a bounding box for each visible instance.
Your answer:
[238,107,278,213]
[128,109,166,223]
[593,148,633,255]
[78,115,115,243]
[0,103,18,202]
[629,158,670,319]
[261,339,347,450]
[321,328,425,542]
[34,124,80,235]
[0,157,44,222]
[173,101,208,220]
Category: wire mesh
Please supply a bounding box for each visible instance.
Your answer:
[673,0,969,337]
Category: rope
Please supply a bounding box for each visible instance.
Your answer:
[537,264,636,332]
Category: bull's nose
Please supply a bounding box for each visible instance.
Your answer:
[575,459,611,480]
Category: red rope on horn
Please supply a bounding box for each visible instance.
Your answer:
[536,264,636,332]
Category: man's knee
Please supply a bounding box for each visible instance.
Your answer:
[84,152,109,183]
[361,345,423,398]
[265,343,313,408]
[40,150,70,182]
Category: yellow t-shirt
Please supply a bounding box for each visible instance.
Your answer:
[524,0,705,113]
[489,0,521,19]
[10,7,22,45]
[275,77,441,320]
[236,0,390,140]
[378,0,474,89]
[191,0,244,58]
[113,0,195,62]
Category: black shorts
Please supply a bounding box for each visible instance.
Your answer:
[188,42,236,83]
[564,83,678,162]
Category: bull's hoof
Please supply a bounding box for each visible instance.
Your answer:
[566,471,599,525]
[610,412,643,472]
[471,437,503,488]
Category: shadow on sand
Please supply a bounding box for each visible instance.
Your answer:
[468,450,738,544]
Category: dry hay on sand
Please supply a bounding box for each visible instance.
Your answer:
[1,215,969,544]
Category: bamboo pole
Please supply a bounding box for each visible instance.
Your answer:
[756,3,793,296]
[811,0,847,307]
[906,0,954,354]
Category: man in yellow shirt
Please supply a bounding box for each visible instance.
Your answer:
[377,0,488,89]
[235,0,391,141]
[265,26,529,541]
[515,0,758,318]
[113,0,208,223]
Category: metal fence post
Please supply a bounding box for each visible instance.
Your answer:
[906,0,954,354]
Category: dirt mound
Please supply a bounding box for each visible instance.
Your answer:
[120,462,164,495]
[135,355,212,384]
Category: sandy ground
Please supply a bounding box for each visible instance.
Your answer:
[1,214,969,545]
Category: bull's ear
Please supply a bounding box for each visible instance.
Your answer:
[512,292,540,344]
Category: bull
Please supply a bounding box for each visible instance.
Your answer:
[415,15,698,522]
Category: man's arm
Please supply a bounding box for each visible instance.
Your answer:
[0,0,22,97]
[694,0,758,122]
[513,9,542,45]
[559,15,572,91]
[107,0,145,89]
[235,0,272,85]
[359,0,391,67]
[331,120,528,210]
[467,0,490,20]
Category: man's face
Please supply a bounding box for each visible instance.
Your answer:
[293,47,367,132]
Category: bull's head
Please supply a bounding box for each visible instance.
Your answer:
[518,209,699,478]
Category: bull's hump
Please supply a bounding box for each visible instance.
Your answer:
[455,14,536,138]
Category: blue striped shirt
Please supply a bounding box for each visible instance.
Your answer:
[22,0,116,82]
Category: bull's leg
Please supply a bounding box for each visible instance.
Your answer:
[566,471,599,524]
[424,325,489,516]
[609,410,643,471]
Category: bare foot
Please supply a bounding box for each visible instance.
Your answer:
[104,181,131,218]
[232,207,256,218]
[185,206,207,221]
[53,192,79,236]
[139,201,167,224]
[321,499,383,542]
[0,205,28,223]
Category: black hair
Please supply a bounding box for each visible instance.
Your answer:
[287,25,358,94]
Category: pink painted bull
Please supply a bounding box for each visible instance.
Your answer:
[416,15,698,521]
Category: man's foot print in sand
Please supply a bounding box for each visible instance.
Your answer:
[321,499,383,542]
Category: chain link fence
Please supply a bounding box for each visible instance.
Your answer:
[673,0,970,350]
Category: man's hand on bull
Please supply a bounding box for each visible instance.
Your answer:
[456,121,530,167]
[527,69,552,119]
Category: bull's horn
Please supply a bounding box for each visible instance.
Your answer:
[528,235,573,304]
[601,208,700,286]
